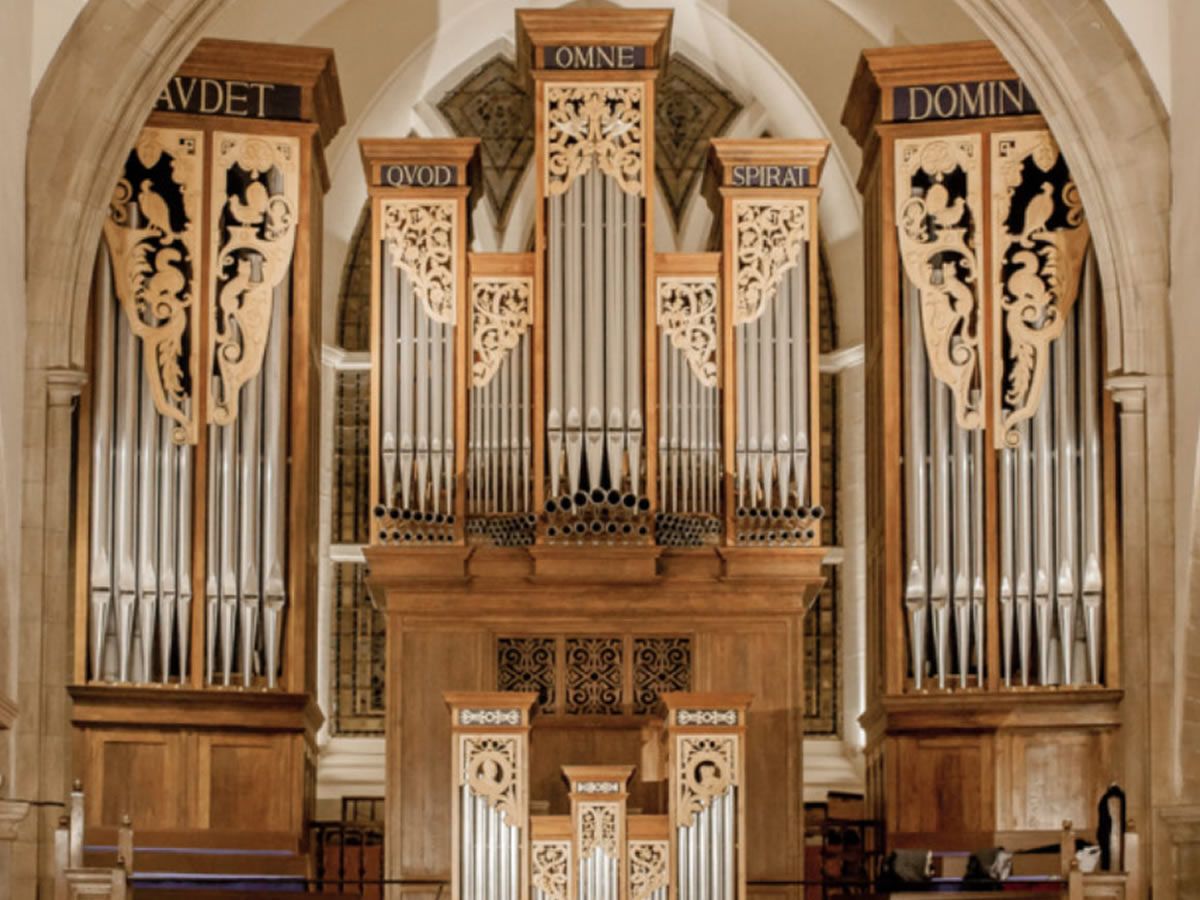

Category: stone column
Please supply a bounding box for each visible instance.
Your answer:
[12,367,85,899]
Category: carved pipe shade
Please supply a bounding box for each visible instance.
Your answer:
[381,199,459,326]
[991,129,1090,448]
[674,733,738,829]
[102,128,301,442]
[732,198,809,326]
[103,127,204,445]
[545,83,645,197]
[209,132,300,428]
[472,276,533,388]
[895,135,984,432]
[657,276,719,387]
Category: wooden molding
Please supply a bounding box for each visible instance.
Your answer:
[68,685,322,734]
[0,692,17,730]
[707,137,831,189]
[359,136,482,191]
[516,8,674,78]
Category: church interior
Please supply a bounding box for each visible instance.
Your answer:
[0,0,1198,898]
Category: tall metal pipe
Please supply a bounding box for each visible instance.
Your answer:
[462,785,474,898]
[415,299,430,513]
[758,292,775,509]
[791,260,810,505]
[1015,419,1034,685]
[205,422,220,684]
[584,169,605,489]
[431,316,445,514]
[548,195,564,498]
[262,279,289,688]
[625,190,642,496]
[218,418,239,686]
[1079,250,1103,683]
[929,378,952,687]
[775,267,792,510]
[1055,318,1079,685]
[176,442,192,681]
[381,245,398,508]
[999,447,1016,686]
[237,368,262,687]
[157,415,178,683]
[89,246,116,682]
[565,181,583,497]
[1032,380,1055,684]
[903,277,929,688]
[398,272,415,509]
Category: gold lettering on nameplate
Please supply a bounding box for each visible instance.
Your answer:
[155,75,302,121]
[894,79,1037,123]
[379,164,458,188]
[544,44,646,70]
[730,165,808,189]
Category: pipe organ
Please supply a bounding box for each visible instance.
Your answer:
[71,39,342,856]
[843,42,1122,844]
[447,694,745,900]
[369,10,827,899]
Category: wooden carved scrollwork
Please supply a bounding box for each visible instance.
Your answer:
[103,127,203,444]
[532,841,571,899]
[209,132,300,427]
[675,734,737,829]
[382,199,458,325]
[657,277,719,386]
[628,841,669,900]
[579,802,619,857]
[991,130,1091,448]
[460,734,522,827]
[545,83,645,197]
[895,136,984,430]
[472,277,532,388]
[732,199,809,326]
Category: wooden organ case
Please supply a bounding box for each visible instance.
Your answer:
[363,8,829,898]
[842,43,1124,850]
[70,40,343,858]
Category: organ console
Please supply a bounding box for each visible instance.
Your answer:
[843,42,1123,845]
[70,39,343,855]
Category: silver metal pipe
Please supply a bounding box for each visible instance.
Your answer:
[698,805,708,900]
[758,292,775,510]
[521,331,531,512]
[670,342,681,512]
[89,246,116,682]
[952,412,971,686]
[113,308,139,682]
[625,190,642,496]
[499,338,511,511]
[659,328,669,510]
[475,794,486,900]
[218,419,238,686]
[1015,419,1033,685]
[689,351,700,511]
[237,369,262,687]
[565,180,583,497]
[930,377,952,688]
[157,415,178,683]
[1055,318,1079,685]
[509,337,520,512]
[510,822,520,900]
[1079,250,1103,683]
[548,194,564,498]
[462,784,473,898]
[205,423,220,684]
[176,442,192,681]
[262,280,289,688]
[607,178,626,494]
[1000,447,1016,686]
[736,324,748,510]
[971,422,986,681]
[724,789,735,899]
[434,316,448,518]
[135,332,161,684]
[491,351,501,513]
[775,266,791,511]
[745,319,760,508]
[791,259,810,506]
[584,169,605,490]
[498,806,509,900]
[904,276,929,688]
[1033,381,1055,684]
[678,826,689,900]
[444,314,456,515]
[381,246,398,508]
[712,787,724,899]
[415,300,430,513]
[398,273,415,509]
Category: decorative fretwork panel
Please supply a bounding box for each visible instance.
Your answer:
[332,562,386,735]
[566,637,624,715]
[633,638,691,715]
[497,637,557,713]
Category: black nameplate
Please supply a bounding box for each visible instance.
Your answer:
[378,164,458,188]
[731,165,809,188]
[543,44,646,70]
[155,75,302,120]
[892,79,1038,122]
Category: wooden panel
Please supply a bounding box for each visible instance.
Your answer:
[998,729,1114,832]
[396,626,488,879]
[529,724,663,815]
[697,619,803,883]
[200,733,298,832]
[89,731,184,830]
[892,734,994,835]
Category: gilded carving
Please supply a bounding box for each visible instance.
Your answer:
[532,840,571,899]
[209,132,300,427]
[472,277,532,388]
[545,83,644,196]
[675,734,737,829]
[381,199,458,326]
[103,127,203,444]
[732,199,809,326]
[657,277,719,386]
[895,135,984,430]
[460,734,522,827]
[991,130,1091,448]
[578,801,619,858]
[629,840,669,900]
